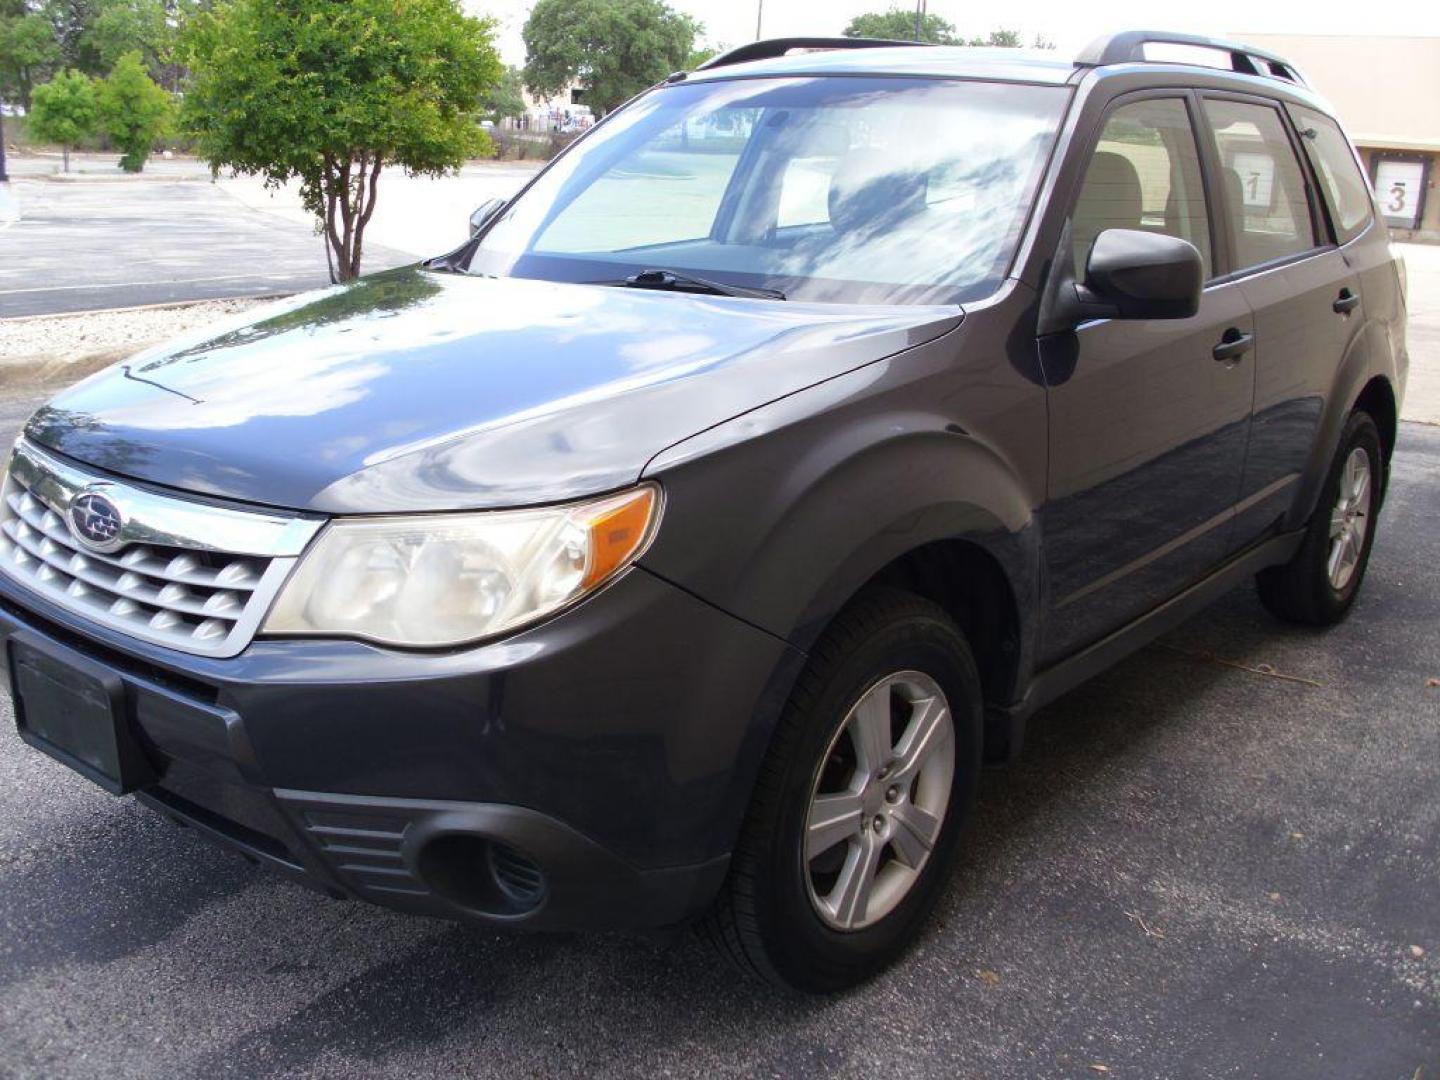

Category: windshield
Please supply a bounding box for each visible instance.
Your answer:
[467,76,1069,305]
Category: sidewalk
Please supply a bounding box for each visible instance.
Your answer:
[1398,241,1440,425]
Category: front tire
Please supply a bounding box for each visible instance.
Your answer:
[700,589,982,992]
[1257,410,1384,626]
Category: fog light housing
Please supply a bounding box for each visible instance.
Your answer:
[415,834,547,916]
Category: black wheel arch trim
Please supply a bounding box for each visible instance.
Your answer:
[1287,323,1399,531]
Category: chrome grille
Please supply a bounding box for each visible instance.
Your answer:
[0,440,324,658]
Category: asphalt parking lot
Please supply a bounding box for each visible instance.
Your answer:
[0,363,1436,1077]
[0,156,542,318]
[0,178,414,318]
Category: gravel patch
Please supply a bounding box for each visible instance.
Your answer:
[0,298,272,384]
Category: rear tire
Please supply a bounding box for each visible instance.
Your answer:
[1257,410,1383,626]
[699,589,983,992]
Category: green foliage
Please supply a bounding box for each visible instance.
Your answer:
[685,44,718,69]
[0,10,61,107]
[87,0,169,73]
[482,65,526,123]
[182,0,502,281]
[967,29,1023,48]
[40,0,105,74]
[2,1,210,107]
[97,49,171,170]
[523,0,699,117]
[842,13,1047,50]
[27,67,97,168]
[843,9,960,44]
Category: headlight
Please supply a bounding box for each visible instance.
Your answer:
[263,485,660,647]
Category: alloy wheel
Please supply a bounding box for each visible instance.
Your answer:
[1327,446,1372,591]
[803,671,955,931]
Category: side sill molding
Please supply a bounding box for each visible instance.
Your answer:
[986,529,1305,763]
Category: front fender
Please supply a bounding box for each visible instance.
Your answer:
[636,320,1047,861]
[640,351,1044,678]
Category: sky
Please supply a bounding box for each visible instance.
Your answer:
[469,0,1440,67]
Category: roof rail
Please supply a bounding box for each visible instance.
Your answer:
[696,36,929,72]
[1075,30,1307,87]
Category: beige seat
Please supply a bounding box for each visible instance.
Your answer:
[1072,151,1143,275]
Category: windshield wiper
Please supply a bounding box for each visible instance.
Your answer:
[608,268,786,301]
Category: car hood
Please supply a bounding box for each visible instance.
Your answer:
[27,268,961,513]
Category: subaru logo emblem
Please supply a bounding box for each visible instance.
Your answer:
[68,490,125,553]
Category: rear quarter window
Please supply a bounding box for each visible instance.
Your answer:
[1288,105,1375,245]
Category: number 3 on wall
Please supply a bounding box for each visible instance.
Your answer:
[1374,157,1426,228]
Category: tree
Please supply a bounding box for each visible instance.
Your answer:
[97,49,170,171]
[0,8,62,108]
[523,0,699,117]
[3,0,199,106]
[841,15,1052,50]
[686,44,718,69]
[39,0,105,75]
[967,29,1023,48]
[482,65,526,124]
[27,67,97,170]
[182,0,501,283]
[843,9,959,45]
[86,0,168,73]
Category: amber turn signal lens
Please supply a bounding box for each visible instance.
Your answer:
[581,486,659,590]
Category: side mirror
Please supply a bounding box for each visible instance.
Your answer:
[469,198,507,237]
[1082,228,1202,320]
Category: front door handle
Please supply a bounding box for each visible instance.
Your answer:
[1333,288,1360,314]
[1213,328,1254,363]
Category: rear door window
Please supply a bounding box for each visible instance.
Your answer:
[1288,105,1374,244]
[1203,98,1319,271]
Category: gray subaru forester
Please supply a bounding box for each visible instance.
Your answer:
[0,31,1406,990]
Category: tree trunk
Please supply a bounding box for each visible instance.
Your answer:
[350,156,382,280]
[63,145,70,173]
[320,153,385,284]
[320,155,349,283]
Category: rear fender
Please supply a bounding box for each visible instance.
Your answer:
[1286,318,1392,527]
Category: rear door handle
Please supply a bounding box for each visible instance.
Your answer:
[1213,328,1254,363]
[1333,288,1360,314]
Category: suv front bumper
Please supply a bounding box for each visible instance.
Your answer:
[0,565,801,931]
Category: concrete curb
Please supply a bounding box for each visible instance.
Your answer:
[1,293,288,325]
[34,172,214,184]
